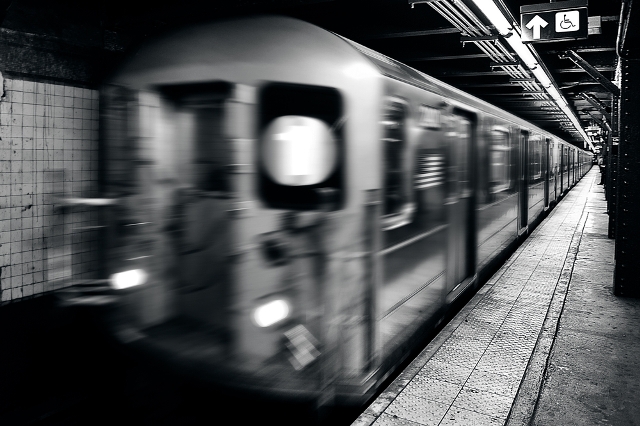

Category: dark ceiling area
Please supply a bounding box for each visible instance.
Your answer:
[1,0,626,148]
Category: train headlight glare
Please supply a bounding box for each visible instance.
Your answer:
[262,116,337,186]
[111,269,148,290]
[253,299,290,328]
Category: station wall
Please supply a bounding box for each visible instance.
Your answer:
[0,74,100,302]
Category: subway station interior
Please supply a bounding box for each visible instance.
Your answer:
[0,0,639,425]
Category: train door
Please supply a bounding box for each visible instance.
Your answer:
[551,141,557,202]
[542,138,551,208]
[560,145,565,194]
[378,96,448,353]
[569,149,573,186]
[518,130,529,232]
[568,148,571,187]
[578,152,581,178]
[445,112,475,296]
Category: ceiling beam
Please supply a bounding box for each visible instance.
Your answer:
[558,79,607,89]
[404,53,487,61]
[547,47,616,54]
[456,82,520,88]
[357,26,462,40]
[494,100,555,105]
[428,66,615,78]
[558,50,620,96]
[555,66,616,73]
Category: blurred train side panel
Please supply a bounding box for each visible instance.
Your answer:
[58,16,592,407]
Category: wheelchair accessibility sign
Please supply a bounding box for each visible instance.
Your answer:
[521,0,588,43]
[556,11,580,32]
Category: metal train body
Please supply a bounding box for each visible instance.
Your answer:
[91,16,591,404]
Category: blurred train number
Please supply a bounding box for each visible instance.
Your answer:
[262,115,337,186]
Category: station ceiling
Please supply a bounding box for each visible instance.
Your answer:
[2,0,625,148]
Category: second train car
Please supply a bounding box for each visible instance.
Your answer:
[66,16,592,406]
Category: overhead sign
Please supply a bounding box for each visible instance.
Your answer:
[521,0,588,43]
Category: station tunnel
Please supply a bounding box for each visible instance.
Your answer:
[0,1,638,425]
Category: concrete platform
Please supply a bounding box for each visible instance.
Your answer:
[353,168,640,426]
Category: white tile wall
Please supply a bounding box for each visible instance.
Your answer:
[0,76,100,302]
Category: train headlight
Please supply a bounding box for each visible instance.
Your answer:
[253,299,290,328]
[110,269,148,290]
[262,116,337,186]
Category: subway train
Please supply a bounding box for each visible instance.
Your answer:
[66,16,591,406]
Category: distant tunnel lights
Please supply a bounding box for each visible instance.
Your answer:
[470,0,594,150]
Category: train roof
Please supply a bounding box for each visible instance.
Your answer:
[336,36,580,147]
[110,15,375,94]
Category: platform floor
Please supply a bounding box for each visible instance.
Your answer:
[353,168,640,426]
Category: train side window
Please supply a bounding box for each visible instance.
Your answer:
[381,97,414,230]
[193,105,229,192]
[549,142,554,177]
[530,136,542,182]
[489,127,511,193]
[456,118,471,188]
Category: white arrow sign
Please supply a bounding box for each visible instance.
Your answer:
[526,15,548,40]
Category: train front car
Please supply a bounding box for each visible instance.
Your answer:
[99,16,385,402]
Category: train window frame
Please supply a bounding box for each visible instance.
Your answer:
[454,116,472,191]
[381,96,415,231]
[442,112,474,200]
[489,125,511,194]
[549,141,555,177]
[530,136,543,182]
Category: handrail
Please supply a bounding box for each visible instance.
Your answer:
[58,197,119,207]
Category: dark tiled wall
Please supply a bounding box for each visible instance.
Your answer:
[0,76,100,302]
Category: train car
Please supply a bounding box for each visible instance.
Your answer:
[61,16,591,406]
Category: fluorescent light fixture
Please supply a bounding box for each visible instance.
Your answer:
[505,37,539,70]
[470,0,513,35]
[531,67,552,88]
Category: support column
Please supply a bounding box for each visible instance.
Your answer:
[607,98,619,237]
[614,58,640,296]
